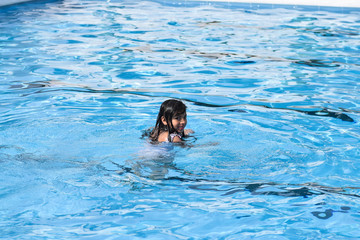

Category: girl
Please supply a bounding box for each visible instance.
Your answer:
[150,99,193,143]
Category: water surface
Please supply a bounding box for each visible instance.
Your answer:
[0,0,360,239]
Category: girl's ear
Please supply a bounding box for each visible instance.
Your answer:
[161,116,167,125]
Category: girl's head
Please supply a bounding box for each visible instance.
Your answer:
[151,99,187,141]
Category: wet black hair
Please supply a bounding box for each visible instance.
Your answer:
[150,99,187,142]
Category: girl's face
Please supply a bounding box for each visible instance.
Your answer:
[161,111,187,134]
[172,112,187,134]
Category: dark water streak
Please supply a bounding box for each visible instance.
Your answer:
[109,157,360,200]
[10,81,356,123]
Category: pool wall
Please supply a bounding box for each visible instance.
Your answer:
[201,0,360,8]
[1,0,360,8]
[0,0,35,7]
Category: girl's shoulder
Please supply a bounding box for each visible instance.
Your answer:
[169,133,182,143]
[158,131,170,142]
[158,131,183,142]
[156,129,194,143]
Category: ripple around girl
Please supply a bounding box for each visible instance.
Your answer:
[150,99,194,143]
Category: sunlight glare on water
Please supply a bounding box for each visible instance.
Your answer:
[0,0,360,239]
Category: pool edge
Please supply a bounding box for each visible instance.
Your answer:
[1,0,360,8]
[0,0,36,7]
[200,0,360,8]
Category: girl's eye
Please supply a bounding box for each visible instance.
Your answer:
[174,114,186,121]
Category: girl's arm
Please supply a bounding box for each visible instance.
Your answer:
[184,129,194,136]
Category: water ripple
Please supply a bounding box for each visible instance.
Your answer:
[1,0,360,239]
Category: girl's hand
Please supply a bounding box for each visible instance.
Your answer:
[184,129,194,136]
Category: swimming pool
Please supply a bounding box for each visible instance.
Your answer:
[0,0,359,239]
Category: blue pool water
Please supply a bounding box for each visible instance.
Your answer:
[1,0,360,239]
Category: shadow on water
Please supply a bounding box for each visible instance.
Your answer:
[229,106,355,122]
[110,154,360,220]
[9,80,356,123]
[2,143,359,221]
[122,45,360,68]
[107,141,360,201]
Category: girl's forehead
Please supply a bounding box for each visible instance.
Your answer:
[174,111,186,116]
